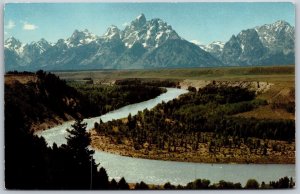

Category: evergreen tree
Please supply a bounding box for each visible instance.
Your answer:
[95,167,110,189]
[64,118,98,189]
[135,181,149,190]
[118,177,130,190]
[110,179,118,190]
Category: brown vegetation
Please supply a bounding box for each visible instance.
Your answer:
[91,129,295,164]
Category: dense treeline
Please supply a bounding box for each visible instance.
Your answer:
[5,70,137,188]
[134,177,295,189]
[4,70,164,189]
[5,108,294,189]
[5,71,295,189]
[6,70,35,75]
[5,70,84,130]
[69,82,166,115]
[5,70,166,131]
[5,113,130,189]
[95,84,294,158]
[115,78,179,88]
[159,177,294,190]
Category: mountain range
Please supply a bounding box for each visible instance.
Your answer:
[4,14,295,71]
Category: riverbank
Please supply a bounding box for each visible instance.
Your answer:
[91,130,295,164]
[30,116,74,132]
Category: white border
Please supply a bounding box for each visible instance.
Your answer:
[0,1,298,194]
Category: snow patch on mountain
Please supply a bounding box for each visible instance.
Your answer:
[121,15,180,49]
[65,29,98,47]
[4,37,25,55]
[4,17,294,71]
[102,25,121,40]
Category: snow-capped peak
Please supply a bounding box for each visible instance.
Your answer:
[200,41,225,52]
[254,20,294,49]
[103,25,121,40]
[122,14,180,48]
[255,20,292,33]
[137,13,146,21]
[31,38,52,54]
[65,29,98,47]
[132,13,146,27]
[4,37,25,55]
[274,20,290,28]
[5,37,22,49]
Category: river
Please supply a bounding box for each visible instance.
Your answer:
[36,87,295,186]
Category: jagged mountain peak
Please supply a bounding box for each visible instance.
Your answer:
[271,20,293,31]
[30,38,51,46]
[65,29,98,47]
[103,25,121,40]
[201,41,225,59]
[219,20,294,66]
[5,36,20,43]
[55,38,68,48]
[137,13,146,20]
[38,38,48,43]
[4,18,294,71]
[122,14,180,48]
[274,20,290,26]
[4,36,25,55]
[254,20,294,51]
[238,28,257,36]
[255,20,293,33]
[5,36,22,48]
[30,38,52,54]
[131,13,146,28]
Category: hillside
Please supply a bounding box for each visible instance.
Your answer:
[5,72,85,131]
[5,71,167,132]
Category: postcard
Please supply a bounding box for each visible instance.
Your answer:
[4,1,295,190]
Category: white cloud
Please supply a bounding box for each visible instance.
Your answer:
[23,22,38,30]
[6,20,15,29]
[190,39,202,46]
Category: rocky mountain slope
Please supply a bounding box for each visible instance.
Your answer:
[5,15,294,71]
[199,20,294,66]
[5,14,221,71]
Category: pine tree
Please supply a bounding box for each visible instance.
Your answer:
[110,179,118,189]
[66,119,94,159]
[118,177,130,190]
[64,118,98,189]
[95,167,110,189]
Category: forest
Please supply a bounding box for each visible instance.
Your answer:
[93,83,295,163]
[5,70,295,189]
[5,70,166,131]
[69,79,166,115]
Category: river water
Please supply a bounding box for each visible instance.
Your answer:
[36,88,295,186]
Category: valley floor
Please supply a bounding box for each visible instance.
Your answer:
[21,66,295,164]
[89,67,295,164]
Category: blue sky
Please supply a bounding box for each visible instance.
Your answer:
[4,2,295,45]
